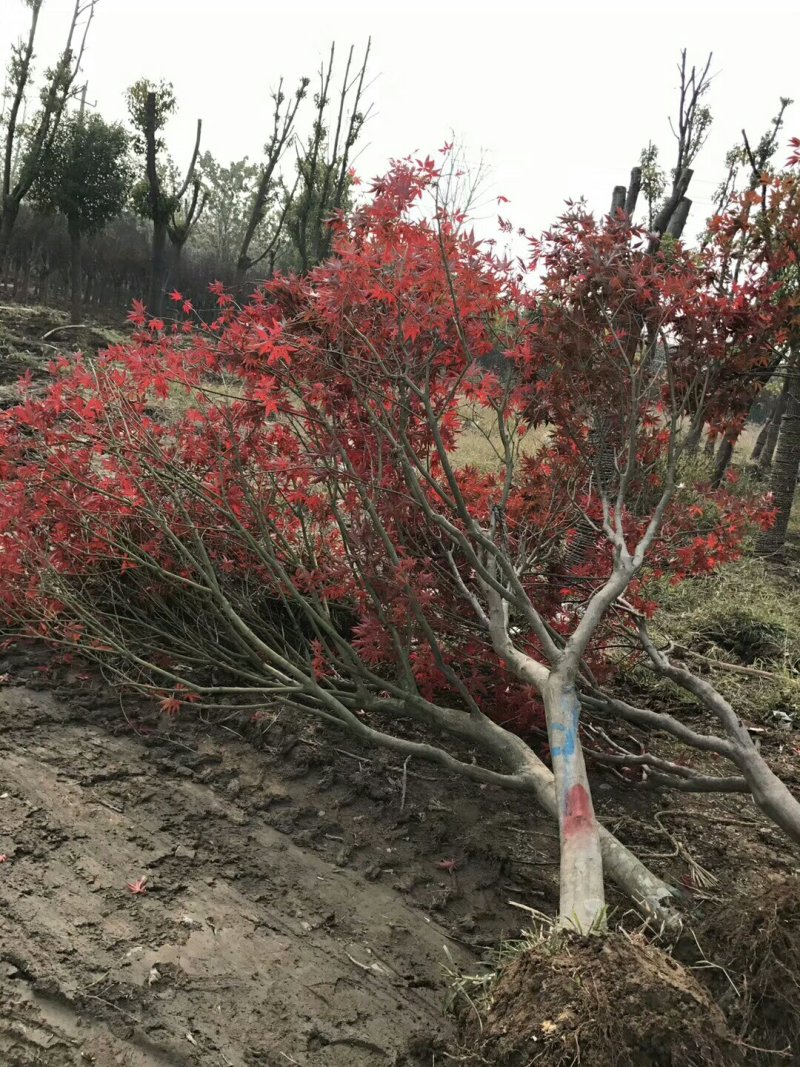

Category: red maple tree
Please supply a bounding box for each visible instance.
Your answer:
[0,154,795,928]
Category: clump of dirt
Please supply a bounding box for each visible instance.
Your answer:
[459,931,742,1067]
[695,609,795,668]
[697,873,800,1063]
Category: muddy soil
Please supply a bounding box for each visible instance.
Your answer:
[1,647,799,1066]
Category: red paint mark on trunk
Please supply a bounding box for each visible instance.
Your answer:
[563,783,594,839]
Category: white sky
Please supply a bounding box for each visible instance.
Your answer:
[3,0,800,243]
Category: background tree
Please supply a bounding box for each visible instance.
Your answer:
[234,77,309,290]
[704,102,793,484]
[0,0,97,265]
[29,111,130,322]
[166,173,207,270]
[749,144,800,553]
[285,41,371,273]
[191,152,260,274]
[637,141,666,229]
[126,78,202,317]
[758,352,800,554]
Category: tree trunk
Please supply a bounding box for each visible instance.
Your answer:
[169,239,184,293]
[758,358,800,554]
[0,202,20,274]
[751,413,773,463]
[543,674,605,930]
[39,265,50,306]
[18,256,31,303]
[68,223,82,325]
[665,196,692,239]
[149,219,168,318]
[703,427,718,456]
[684,419,704,454]
[758,377,790,472]
[733,743,800,844]
[711,429,738,488]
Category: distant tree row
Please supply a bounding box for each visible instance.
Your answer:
[1,0,370,320]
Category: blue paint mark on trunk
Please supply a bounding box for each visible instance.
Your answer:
[550,694,580,759]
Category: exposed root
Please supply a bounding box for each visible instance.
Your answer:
[453,925,742,1066]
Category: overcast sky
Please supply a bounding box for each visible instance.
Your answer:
[3,0,800,243]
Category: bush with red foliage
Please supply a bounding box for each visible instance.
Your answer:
[0,154,789,927]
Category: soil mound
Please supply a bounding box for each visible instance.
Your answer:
[461,931,742,1066]
[698,873,800,1063]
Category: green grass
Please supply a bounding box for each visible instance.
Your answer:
[649,546,800,722]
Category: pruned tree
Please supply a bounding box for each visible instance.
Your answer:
[234,76,309,290]
[126,79,202,316]
[1,0,97,265]
[167,175,207,268]
[29,111,131,322]
[607,53,714,470]
[645,49,713,252]
[284,41,371,273]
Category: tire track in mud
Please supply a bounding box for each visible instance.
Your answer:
[0,687,468,1066]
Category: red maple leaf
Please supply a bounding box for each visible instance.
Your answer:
[435,858,459,873]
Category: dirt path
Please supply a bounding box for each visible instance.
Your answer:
[2,658,798,1067]
[0,686,474,1066]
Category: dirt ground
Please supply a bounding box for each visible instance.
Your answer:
[1,642,800,1067]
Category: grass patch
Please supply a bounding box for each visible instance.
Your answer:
[449,401,548,470]
[649,553,800,722]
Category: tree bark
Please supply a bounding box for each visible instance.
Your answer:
[758,358,800,554]
[666,197,692,239]
[751,412,773,463]
[711,429,738,488]
[624,167,642,218]
[684,419,704,453]
[0,202,20,272]
[609,186,626,216]
[68,222,82,325]
[543,674,605,930]
[758,377,790,472]
[149,219,168,318]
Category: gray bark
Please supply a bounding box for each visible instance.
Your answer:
[543,674,605,930]
[624,167,642,218]
[666,196,692,238]
[758,376,790,472]
[758,358,800,554]
[68,221,82,325]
